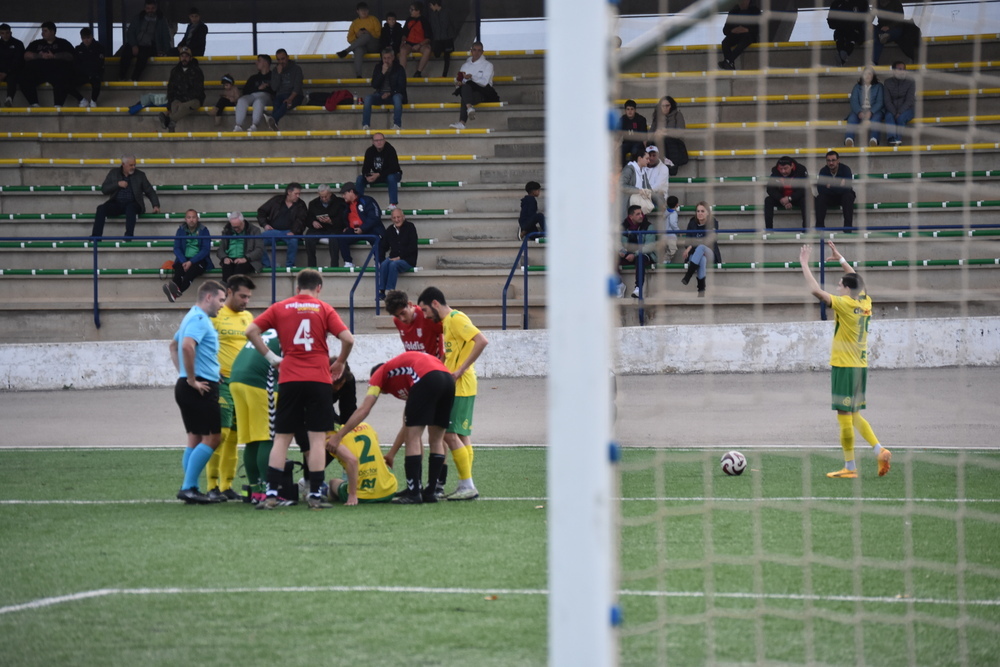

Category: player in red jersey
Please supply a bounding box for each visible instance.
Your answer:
[245,269,355,509]
[330,351,455,504]
[384,289,443,359]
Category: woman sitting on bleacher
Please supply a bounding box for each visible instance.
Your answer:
[648,96,688,176]
[680,202,722,298]
[844,66,884,148]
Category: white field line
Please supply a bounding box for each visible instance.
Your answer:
[2,496,999,505]
[2,586,998,617]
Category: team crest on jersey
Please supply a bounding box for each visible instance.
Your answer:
[416,327,422,337]
[842,397,853,406]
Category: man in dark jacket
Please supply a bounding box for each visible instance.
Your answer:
[304,184,348,268]
[883,61,915,146]
[119,0,171,81]
[175,7,208,57]
[257,182,308,269]
[338,183,383,268]
[0,23,26,106]
[718,0,761,70]
[379,12,404,54]
[815,151,856,229]
[266,48,303,129]
[68,27,104,107]
[763,155,809,229]
[378,208,418,299]
[20,22,76,106]
[91,154,161,238]
[217,212,264,281]
[362,47,407,130]
[159,47,204,132]
[828,0,870,66]
[355,133,403,207]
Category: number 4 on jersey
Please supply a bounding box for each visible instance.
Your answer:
[293,318,314,351]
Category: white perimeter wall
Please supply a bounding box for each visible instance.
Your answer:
[1,316,998,391]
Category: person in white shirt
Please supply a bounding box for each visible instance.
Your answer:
[449,41,498,130]
[643,145,676,260]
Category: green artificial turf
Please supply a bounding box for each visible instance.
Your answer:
[1,447,998,667]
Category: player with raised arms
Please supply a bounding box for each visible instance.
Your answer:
[800,240,892,479]
[245,269,354,509]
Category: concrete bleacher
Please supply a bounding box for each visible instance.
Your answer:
[0,37,998,342]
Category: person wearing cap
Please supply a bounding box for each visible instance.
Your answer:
[763,156,810,229]
[20,21,76,107]
[159,46,204,132]
[619,99,647,167]
[175,7,208,57]
[217,212,264,282]
[338,183,384,268]
[68,28,104,107]
[119,0,171,81]
[209,73,239,126]
[0,23,26,107]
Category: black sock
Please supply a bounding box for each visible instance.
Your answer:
[404,455,423,495]
[427,454,446,492]
[265,466,283,496]
[436,463,448,494]
[309,470,325,495]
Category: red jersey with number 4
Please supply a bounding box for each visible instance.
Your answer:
[370,351,449,400]
[393,307,443,359]
[253,295,348,384]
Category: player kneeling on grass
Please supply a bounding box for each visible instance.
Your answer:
[322,422,398,504]
[800,240,892,479]
[330,351,456,504]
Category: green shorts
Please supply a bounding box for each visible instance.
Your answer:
[831,366,867,412]
[447,395,476,436]
[336,481,393,504]
[218,377,235,429]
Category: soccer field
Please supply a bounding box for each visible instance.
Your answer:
[1,447,998,666]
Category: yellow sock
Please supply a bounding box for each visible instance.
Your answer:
[467,444,474,467]
[853,413,880,447]
[837,413,856,469]
[450,445,473,481]
[206,448,221,490]
[218,429,239,492]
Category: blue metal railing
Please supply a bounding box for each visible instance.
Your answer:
[501,231,544,330]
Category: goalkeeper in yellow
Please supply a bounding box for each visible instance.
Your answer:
[323,422,398,504]
[800,241,891,479]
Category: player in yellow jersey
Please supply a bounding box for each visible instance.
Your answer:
[800,241,891,479]
[323,422,398,504]
[417,286,488,500]
[207,275,256,500]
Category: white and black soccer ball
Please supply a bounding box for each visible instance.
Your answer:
[720,451,747,476]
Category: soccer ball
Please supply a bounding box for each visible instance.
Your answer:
[721,451,747,476]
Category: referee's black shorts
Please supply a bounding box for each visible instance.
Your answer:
[174,377,221,436]
[275,381,335,434]
[404,370,455,429]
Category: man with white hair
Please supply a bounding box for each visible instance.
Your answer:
[91,154,160,239]
[304,184,346,268]
[217,211,263,281]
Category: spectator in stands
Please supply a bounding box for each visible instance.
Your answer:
[845,66,884,147]
[662,195,680,263]
[209,74,239,125]
[257,182,308,269]
[304,184,347,268]
[217,211,263,281]
[91,154,160,239]
[379,12,404,55]
[400,2,433,77]
[449,41,498,130]
[518,181,545,241]
[763,155,809,229]
[69,28,104,108]
[616,204,657,299]
[828,0,870,66]
[718,0,761,70]
[0,23,25,106]
[680,202,722,297]
[883,61,915,146]
[379,208,418,299]
[174,7,208,58]
[619,149,652,221]
[644,145,672,222]
[815,150,856,230]
[362,47,407,130]
[619,99,647,167]
[428,1,457,77]
[648,96,687,175]
[159,46,204,132]
[233,54,273,132]
[338,2,382,79]
[872,0,920,65]
[338,183,383,268]
[20,22,76,107]
[356,132,403,208]
[164,209,213,302]
[119,0,171,81]
[266,48,303,130]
